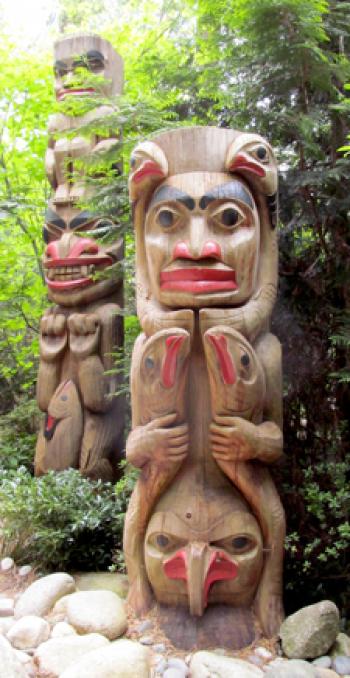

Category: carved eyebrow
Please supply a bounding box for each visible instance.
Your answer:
[199,181,254,210]
[149,185,195,211]
[45,208,66,230]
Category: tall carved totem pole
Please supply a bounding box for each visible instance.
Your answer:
[124,127,285,648]
[35,35,124,481]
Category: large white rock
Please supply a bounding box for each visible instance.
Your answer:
[0,635,27,678]
[34,633,109,677]
[190,652,264,677]
[7,615,50,650]
[53,590,127,640]
[265,659,318,677]
[0,616,15,635]
[280,601,340,659]
[59,639,150,678]
[51,621,77,638]
[0,597,15,617]
[14,573,75,619]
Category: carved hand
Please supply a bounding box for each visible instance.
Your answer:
[200,307,245,336]
[210,415,258,462]
[68,313,100,359]
[126,413,189,468]
[141,307,194,337]
[39,311,67,362]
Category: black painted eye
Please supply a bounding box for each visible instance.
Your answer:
[157,209,175,228]
[256,145,267,160]
[156,534,170,548]
[130,156,136,168]
[145,357,154,369]
[87,57,105,72]
[221,208,240,227]
[232,536,251,552]
[241,353,250,367]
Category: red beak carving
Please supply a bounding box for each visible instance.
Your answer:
[164,546,237,616]
[161,335,186,389]
[207,334,236,385]
[132,160,166,184]
[229,152,266,177]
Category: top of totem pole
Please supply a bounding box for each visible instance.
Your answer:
[53,33,124,100]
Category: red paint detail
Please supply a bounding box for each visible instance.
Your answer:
[57,88,95,100]
[45,242,60,260]
[46,414,56,431]
[132,160,165,184]
[46,277,93,290]
[207,334,236,384]
[172,241,222,261]
[160,268,237,294]
[204,551,237,603]
[68,238,99,257]
[161,335,186,388]
[164,550,188,582]
[229,153,266,177]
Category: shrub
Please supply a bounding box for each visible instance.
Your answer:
[0,466,136,572]
[0,397,39,472]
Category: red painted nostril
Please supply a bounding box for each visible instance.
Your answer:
[172,241,192,260]
[201,240,222,259]
[45,241,59,260]
[68,238,99,258]
[164,549,188,582]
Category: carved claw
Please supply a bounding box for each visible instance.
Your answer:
[40,311,67,361]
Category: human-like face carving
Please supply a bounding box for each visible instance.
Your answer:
[43,209,122,306]
[145,498,263,615]
[144,172,260,308]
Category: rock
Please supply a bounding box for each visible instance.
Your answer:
[59,639,150,678]
[7,615,50,650]
[53,590,127,640]
[153,643,166,653]
[163,670,186,678]
[168,657,189,674]
[0,598,15,617]
[190,652,263,677]
[74,572,129,599]
[51,621,77,638]
[280,601,340,659]
[34,633,109,677]
[13,649,32,665]
[255,646,273,660]
[136,619,153,633]
[14,572,75,619]
[1,557,14,572]
[139,635,153,645]
[312,657,332,668]
[0,635,27,678]
[155,657,168,673]
[0,616,15,634]
[265,659,317,677]
[331,633,350,658]
[248,654,263,665]
[17,566,32,578]
[333,656,350,675]
[315,669,340,678]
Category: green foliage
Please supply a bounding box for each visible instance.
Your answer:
[0,467,135,571]
[0,397,39,472]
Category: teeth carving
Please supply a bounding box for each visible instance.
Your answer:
[46,264,98,281]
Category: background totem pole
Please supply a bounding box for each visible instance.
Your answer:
[35,35,124,481]
[124,127,285,649]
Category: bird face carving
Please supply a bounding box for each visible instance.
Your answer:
[226,133,277,197]
[143,172,260,309]
[144,485,263,615]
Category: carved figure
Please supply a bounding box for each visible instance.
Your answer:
[35,36,124,481]
[124,126,285,645]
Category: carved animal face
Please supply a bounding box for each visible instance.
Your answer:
[145,488,263,615]
[226,133,277,197]
[203,327,266,420]
[43,210,122,306]
[144,173,260,309]
[53,35,123,101]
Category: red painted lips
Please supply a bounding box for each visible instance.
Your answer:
[160,268,237,293]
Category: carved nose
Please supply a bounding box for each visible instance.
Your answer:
[172,240,222,261]
[45,235,99,260]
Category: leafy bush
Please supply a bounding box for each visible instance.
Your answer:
[0,397,39,472]
[0,467,136,572]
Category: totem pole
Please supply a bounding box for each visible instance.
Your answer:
[35,35,124,481]
[124,127,285,648]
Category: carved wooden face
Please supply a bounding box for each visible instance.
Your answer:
[145,485,263,615]
[144,172,260,308]
[43,210,122,306]
[53,36,123,101]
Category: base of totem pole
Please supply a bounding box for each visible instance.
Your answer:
[156,603,261,651]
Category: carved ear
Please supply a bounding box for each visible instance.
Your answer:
[129,141,168,202]
[225,133,277,197]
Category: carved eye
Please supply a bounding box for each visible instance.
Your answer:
[145,357,154,369]
[156,534,169,548]
[231,536,253,553]
[149,532,183,553]
[212,204,245,230]
[251,144,270,164]
[157,209,175,228]
[241,353,250,367]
